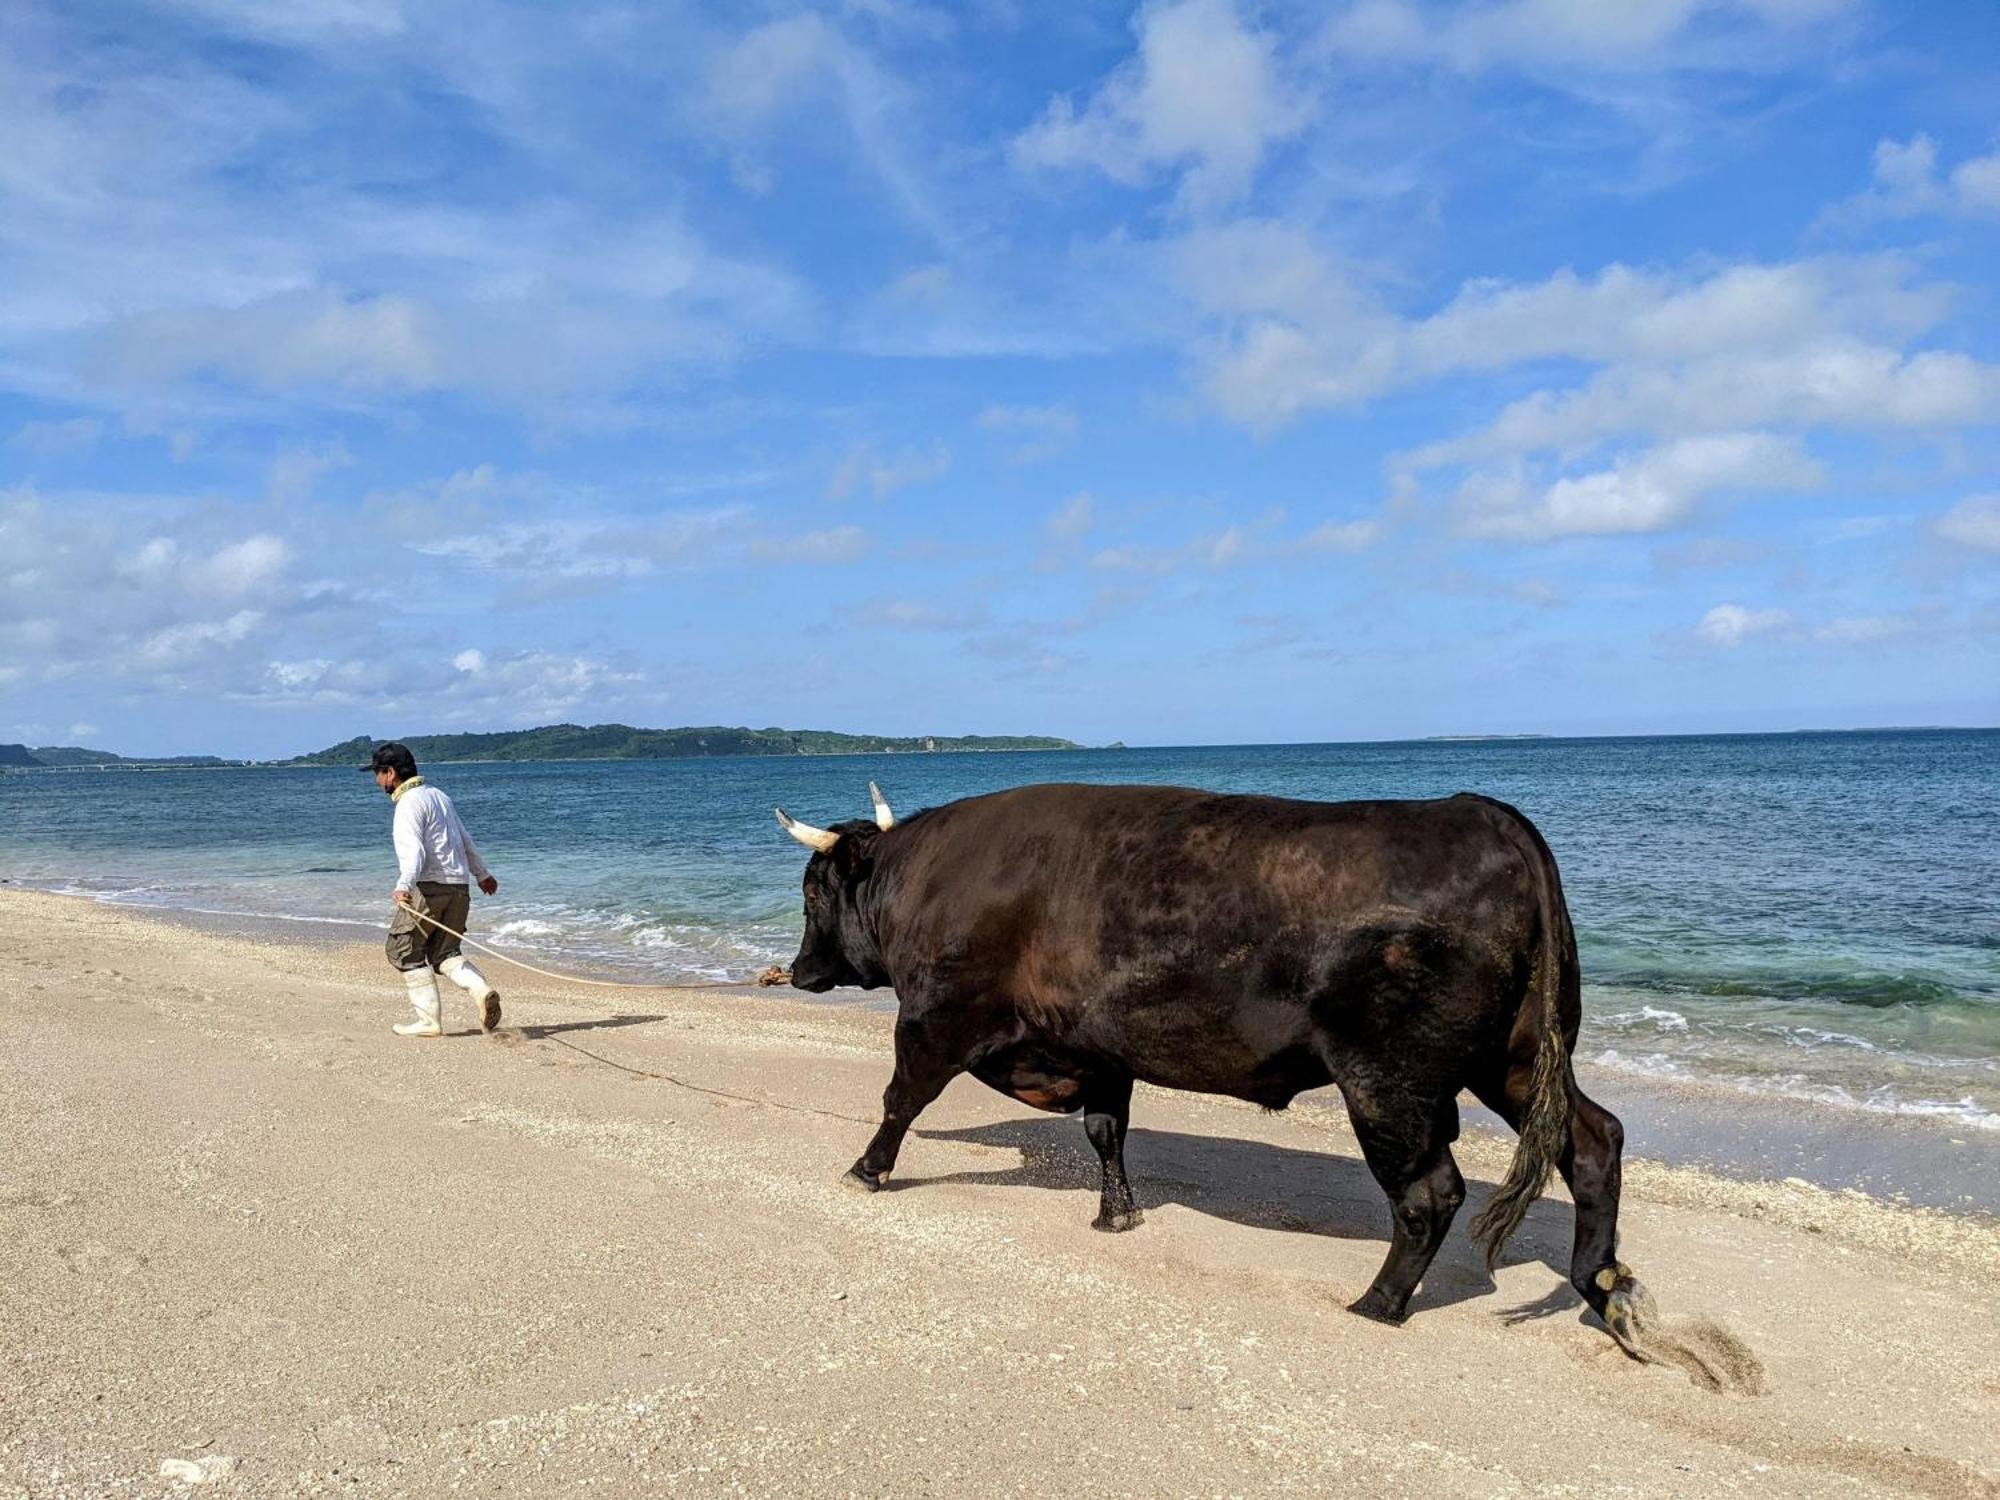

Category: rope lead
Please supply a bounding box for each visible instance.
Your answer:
[400,904,790,991]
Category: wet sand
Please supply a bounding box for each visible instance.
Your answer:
[3,888,1996,1497]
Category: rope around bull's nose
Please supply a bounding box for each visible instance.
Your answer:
[400,903,791,991]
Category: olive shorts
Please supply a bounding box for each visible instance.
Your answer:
[386,881,471,972]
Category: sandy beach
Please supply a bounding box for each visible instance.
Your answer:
[3,888,1996,1498]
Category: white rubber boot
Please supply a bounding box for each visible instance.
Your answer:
[439,955,502,1032]
[392,968,444,1037]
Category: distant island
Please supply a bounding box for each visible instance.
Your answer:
[25,745,235,768]
[289,725,1083,764]
[5,723,1084,770]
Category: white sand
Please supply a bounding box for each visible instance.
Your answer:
[3,889,1996,1497]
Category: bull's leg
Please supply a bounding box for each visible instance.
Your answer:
[847,1017,961,1193]
[1081,1072,1142,1233]
[1561,1084,1649,1352]
[1473,1073,1647,1355]
[1344,1095,1466,1325]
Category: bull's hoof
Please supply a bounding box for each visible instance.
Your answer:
[842,1165,888,1194]
[1346,1289,1410,1326]
[1596,1265,1658,1362]
[1091,1208,1145,1233]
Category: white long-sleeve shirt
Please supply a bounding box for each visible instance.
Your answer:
[391,780,491,891]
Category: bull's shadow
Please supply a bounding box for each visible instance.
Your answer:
[914,1115,1585,1320]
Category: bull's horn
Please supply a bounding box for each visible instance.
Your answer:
[868,781,895,831]
[774,807,838,853]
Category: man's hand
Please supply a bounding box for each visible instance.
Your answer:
[393,888,412,906]
[478,875,499,896]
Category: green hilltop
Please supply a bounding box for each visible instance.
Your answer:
[288,723,1082,765]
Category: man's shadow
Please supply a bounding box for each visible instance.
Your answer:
[914,1116,1585,1320]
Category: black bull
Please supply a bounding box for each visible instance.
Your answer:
[779,782,1647,1346]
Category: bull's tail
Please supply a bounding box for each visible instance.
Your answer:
[1469,808,1571,1268]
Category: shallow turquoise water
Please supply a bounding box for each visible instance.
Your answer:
[4,730,1995,1130]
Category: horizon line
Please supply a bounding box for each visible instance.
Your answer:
[10,720,1997,766]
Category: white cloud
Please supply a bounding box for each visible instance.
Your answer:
[1190,249,1968,438]
[1869,135,1946,214]
[1696,603,1794,647]
[1954,152,2000,215]
[251,648,655,725]
[854,599,988,630]
[119,536,181,581]
[270,658,333,689]
[1084,509,1386,572]
[0,484,700,742]
[1690,604,1934,649]
[0,489,338,693]
[962,630,1075,678]
[1012,0,1307,211]
[748,526,872,564]
[268,441,353,504]
[697,13,947,240]
[0,11,811,425]
[827,442,952,500]
[477,651,646,710]
[1824,134,2000,226]
[1046,492,1096,542]
[10,416,103,458]
[1421,343,2000,465]
[159,0,409,44]
[1408,258,1942,373]
[411,507,749,598]
[1813,614,1915,644]
[201,535,294,596]
[1457,433,1819,540]
[1324,0,1856,75]
[1934,495,2000,553]
[417,524,650,587]
[978,404,1079,463]
[1091,525,1248,574]
[100,290,443,392]
[1246,255,2000,534]
[1299,518,1383,553]
[138,609,264,667]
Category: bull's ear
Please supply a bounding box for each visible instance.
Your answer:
[832,828,877,881]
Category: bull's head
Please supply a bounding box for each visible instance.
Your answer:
[773,783,896,993]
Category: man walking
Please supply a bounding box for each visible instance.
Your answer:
[371,742,502,1037]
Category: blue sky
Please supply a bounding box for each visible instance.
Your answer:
[1,0,1995,757]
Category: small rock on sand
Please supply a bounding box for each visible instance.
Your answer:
[159,1454,237,1484]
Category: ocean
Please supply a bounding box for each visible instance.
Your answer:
[4,730,1996,1137]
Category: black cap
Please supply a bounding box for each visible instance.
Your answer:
[367,741,418,777]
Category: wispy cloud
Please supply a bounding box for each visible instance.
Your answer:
[828,442,952,501]
[1695,602,1795,647]
[10,416,103,458]
[978,404,1080,463]
[1013,0,1308,212]
[1322,0,1859,77]
[1934,495,2000,553]
[749,525,873,564]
